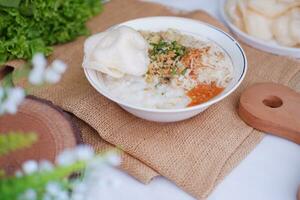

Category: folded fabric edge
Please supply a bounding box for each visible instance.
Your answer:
[70,114,160,183]
[201,129,264,199]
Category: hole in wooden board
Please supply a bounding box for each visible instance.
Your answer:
[263,96,283,108]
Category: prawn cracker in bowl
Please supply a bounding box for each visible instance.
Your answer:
[225,0,300,48]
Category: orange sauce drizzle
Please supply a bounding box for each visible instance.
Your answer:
[187,83,224,107]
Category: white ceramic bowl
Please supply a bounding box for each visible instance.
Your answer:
[84,16,247,122]
[220,0,300,58]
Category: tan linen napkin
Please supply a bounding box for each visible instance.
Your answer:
[11,0,300,199]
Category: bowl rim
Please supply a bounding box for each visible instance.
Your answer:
[84,16,247,113]
[219,0,300,54]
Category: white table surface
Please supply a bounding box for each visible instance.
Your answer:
[100,1,300,199]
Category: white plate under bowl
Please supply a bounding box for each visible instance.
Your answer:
[220,0,300,58]
[84,16,247,122]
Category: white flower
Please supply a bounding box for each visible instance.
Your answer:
[19,189,37,200]
[56,149,77,166]
[29,53,47,85]
[32,53,47,70]
[72,176,93,200]
[29,69,45,85]
[44,67,61,84]
[45,182,70,200]
[44,182,70,200]
[106,153,121,166]
[2,100,18,114]
[56,191,69,200]
[75,145,94,161]
[44,59,67,84]
[9,87,25,105]
[51,60,67,74]
[57,145,96,166]
[29,53,67,85]
[22,160,38,175]
[0,87,26,114]
[46,182,61,196]
[39,160,54,172]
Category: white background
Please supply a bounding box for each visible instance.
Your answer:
[99,1,300,199]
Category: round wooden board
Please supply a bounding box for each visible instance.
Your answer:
[0,96,81,175]
[238,83,300,144]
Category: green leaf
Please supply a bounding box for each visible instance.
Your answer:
[19,1,34,16]
[0,162,86,200]
[0,132,37,156]
[0,0,21,8]
[1,72,13,88]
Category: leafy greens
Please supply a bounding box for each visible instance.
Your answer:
[0,0,102,64]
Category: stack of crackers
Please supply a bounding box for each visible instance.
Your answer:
[226,0,300,47]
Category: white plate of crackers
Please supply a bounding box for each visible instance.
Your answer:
[220,0,300,58]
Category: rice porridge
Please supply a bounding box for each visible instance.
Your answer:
[103,29,234,109]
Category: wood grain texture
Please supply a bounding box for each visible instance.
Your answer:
[239,83,300,144]
[0,96,80,175]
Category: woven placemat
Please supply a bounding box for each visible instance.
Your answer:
[8,0,300,199]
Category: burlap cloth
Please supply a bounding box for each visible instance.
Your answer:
[11,0,300,199]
